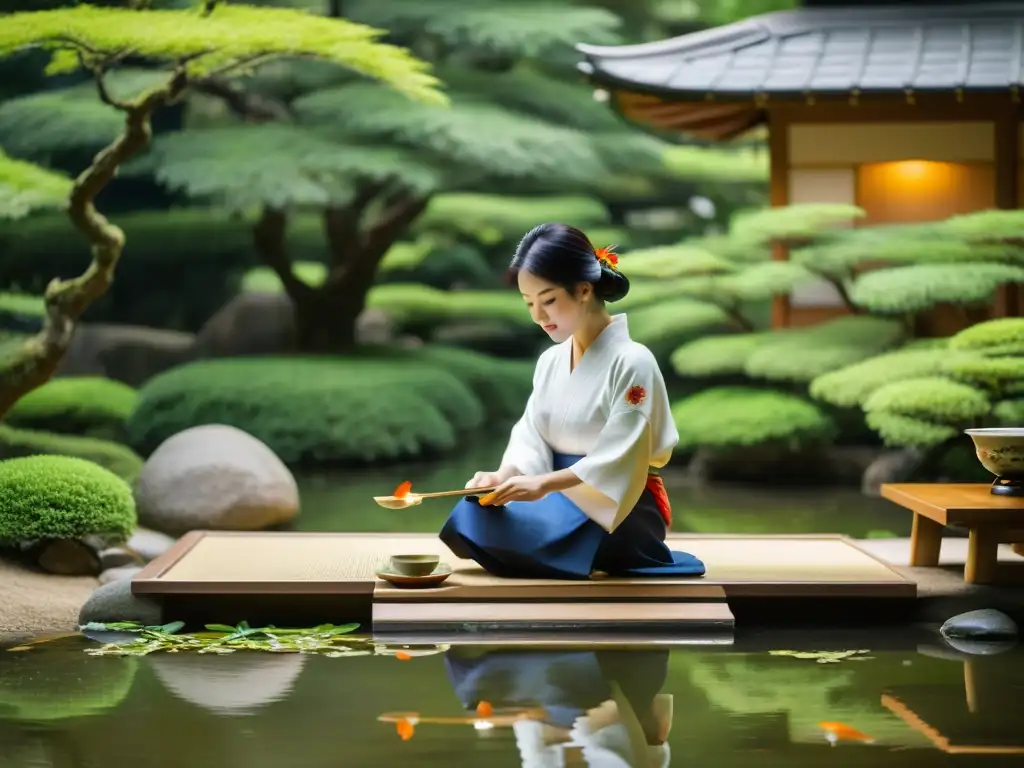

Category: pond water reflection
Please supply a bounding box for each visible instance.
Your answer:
[2,633,1022,767]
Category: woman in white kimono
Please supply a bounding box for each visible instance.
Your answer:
[439,223,705,579]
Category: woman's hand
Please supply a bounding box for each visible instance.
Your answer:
[465,471,503,490]
[479,475,548,507]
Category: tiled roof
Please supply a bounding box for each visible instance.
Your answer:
[577,3,1024,99]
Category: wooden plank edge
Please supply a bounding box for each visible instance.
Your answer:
[132,580,376,596]
[132,530,206,592]
[370,632,734,647]
[372,601,734,631]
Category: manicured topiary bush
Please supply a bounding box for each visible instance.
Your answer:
[671,387,837,451]
[809,345,957,409]
[4,376,138,441]
[126,347,533,465]
[0,455,136,547]
[949,317,1024,357]
[0,424,144,483]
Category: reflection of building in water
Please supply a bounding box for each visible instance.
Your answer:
[442,649,673,768]
[148,652,307,717]
[882,653,1024,757]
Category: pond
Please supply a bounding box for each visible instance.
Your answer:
[292,438,911,539]
[2,632,1022,767]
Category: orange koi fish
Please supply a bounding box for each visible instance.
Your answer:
[396,718,415,741]
[819,721,874,745]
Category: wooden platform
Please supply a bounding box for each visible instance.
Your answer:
[132,532,915,634]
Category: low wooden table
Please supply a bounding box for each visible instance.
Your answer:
[880,483,1024,585]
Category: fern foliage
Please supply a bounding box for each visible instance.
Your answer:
[0,147,70,219]
[0,4,445,105]
[346,0,622,57]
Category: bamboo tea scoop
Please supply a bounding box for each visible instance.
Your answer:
[373,486,498,510]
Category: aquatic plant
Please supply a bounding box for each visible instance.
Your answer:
[79,620,445,658]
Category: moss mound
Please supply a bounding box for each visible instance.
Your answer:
[671,387,836,451]
[0,424,143,483]
[4,376,137,440]
[126,347,533,465]
[0,455,136,547]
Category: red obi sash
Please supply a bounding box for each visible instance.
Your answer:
[645,473,672,527]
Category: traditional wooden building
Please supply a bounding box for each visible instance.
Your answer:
[577,0,1024,329]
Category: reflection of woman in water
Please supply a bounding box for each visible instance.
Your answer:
[445,648,673,767]
[440,223,705,580]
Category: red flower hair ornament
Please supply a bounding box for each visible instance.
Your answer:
[594,245,619,271]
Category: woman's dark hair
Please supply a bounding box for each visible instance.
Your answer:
[507,222,630,303]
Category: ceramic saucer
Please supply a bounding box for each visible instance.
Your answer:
[375,562,453,588]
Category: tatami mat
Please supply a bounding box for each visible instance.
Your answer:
[134,532,915,599]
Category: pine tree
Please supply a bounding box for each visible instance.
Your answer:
[112,0,686,351]
[0,1,442,418]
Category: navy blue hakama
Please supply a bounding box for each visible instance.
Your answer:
[438,452,706,580]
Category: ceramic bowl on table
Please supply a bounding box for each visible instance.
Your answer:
[964,428,1024,495]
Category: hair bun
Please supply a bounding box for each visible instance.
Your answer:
[596,264,630,302]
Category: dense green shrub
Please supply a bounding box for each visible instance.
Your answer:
[0,424,144,483]
[849,263,1024,314]
[670,332,774,378]
[126,347,533,465]
[949,317,1024,357]
[943,355,1024,394]
[744,316,905,383]
[5,376,137,440]
[863,411,959,449]
[671,387,836,451]
[993,399,1024,425]
[809,346,956,408]
[0,455,136,546]
[863,377,990,424]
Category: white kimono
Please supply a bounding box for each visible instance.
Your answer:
[512,696,674,768]
[499,314,679,533]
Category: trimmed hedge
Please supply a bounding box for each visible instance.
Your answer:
[0,424,144,483]
[671,387,837,451]
[0,455,136,546]
[5,376,137,441]
[126,346,533,465]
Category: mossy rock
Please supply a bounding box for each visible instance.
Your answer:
[4,376,137,441]
[0,424,143,483]
[671,387,837,451]
[126,347,533,466]
[0,455,137,547]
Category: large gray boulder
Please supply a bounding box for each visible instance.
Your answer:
[134,424,299,536]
